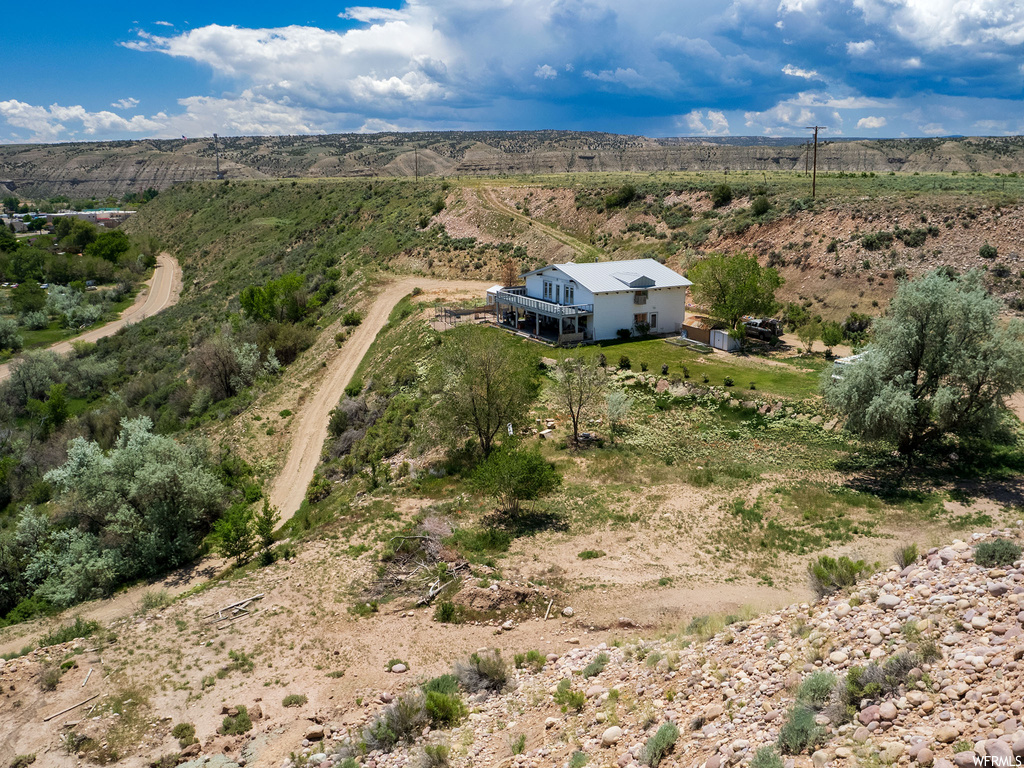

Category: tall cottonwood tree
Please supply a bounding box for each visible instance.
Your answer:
[822,269,1024,462]
[688,252,783,330]
[435,326,538,456]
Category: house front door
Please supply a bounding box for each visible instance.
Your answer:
[649,313,658,330]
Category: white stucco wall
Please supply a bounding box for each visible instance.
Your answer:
[521,267,686,341]
[591,287,687,340]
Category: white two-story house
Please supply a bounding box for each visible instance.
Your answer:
[490,258,691,343]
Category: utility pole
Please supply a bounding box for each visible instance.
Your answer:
[804,126,827,198]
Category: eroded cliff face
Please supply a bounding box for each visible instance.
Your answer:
[4,133,1024,199]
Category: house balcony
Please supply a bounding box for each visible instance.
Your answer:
[494,288,593,317]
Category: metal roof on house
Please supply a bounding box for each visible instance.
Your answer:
[521,258,691,294]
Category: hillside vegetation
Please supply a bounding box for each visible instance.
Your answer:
[7,132,1024,198]
[1,170,1023,767]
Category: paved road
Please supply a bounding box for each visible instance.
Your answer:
[0,252,182,382]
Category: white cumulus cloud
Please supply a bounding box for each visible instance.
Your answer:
[0,100,163,142]
[782,63,820,79]
[111,97,140,110]
[534,64,557,80]
[683,109,730,135]
[846,39,876,55]
[852,0,1024,49]
[856,115,886,129]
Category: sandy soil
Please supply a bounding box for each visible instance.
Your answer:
[0,252,182,382]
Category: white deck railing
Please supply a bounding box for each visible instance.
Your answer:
[494,289,593,317]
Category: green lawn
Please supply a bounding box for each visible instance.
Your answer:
[19,320,75,349]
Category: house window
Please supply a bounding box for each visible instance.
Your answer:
[565,284,574,305]
[633,313,648,326]
[556,284,561,304]
[543,280,553,301]
[634,290,648,305]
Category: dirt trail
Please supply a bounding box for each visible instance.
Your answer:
[0,276,489,658]
[478,186,601,261]
[0,251,182,382]
[268,277,494,522]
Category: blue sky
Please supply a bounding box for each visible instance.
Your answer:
[3,0,1024,143]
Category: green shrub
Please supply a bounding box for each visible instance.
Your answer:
[282,694,307,707]
[423,674,460,696]
[305,473,331,503]
[423,744,451,768]
[751,196,771,217]
[39,664,61,691]
[553,679,585,712]
[569,751,589,768]
[750,746,784,768]
[642,722,680,766]
[894,542,919,568]
[220,705,253,735]
[171,722,197,747]
[605,185,637,209]
[454,650,508,693]
[514,650,545,671]
[344,378,363,397]
[861,231,894,251]
[711,184,733,208]
[777,705,824,755]
[808,555,871,598]
[425,690,467,727]
[618,355,631,369]
[797,670,837,709]
[509,733,527,755]
[974,539,1021,567]
[341,310,363,326]
[433,601,462,624]
[578,549,605,560]
[40,616,99,647]
[365,691,429,752]
[845,664,883,702]
[979,243,998,259]
[582,652,609,678]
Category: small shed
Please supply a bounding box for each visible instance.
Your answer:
[484,285,504,305]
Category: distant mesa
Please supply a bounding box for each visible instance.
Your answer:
[1,131,1022,198]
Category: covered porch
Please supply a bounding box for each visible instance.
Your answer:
[493,287,594,344]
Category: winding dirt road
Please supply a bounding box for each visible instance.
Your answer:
[0,275,490,656]
[268,276,493,522]
[478,186,602,261]
[0,252,182,382]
